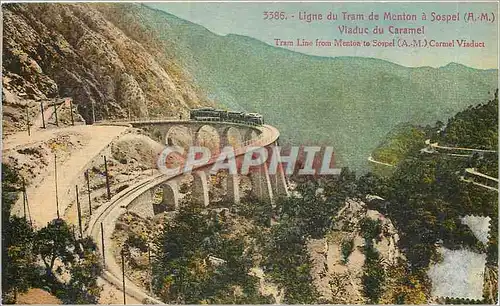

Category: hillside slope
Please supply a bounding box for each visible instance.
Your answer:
[2,3,211,134]
[119,4,497,171]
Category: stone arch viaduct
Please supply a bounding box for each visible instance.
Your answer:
[124,119,289,218]
[88,119,289,303]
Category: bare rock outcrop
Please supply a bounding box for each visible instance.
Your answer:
[110,131,164,168]
[2,3,211,132]
[308,199,403,304]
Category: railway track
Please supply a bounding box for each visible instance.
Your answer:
[86,123,279,303]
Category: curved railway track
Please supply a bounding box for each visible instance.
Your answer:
[86,123,280,303]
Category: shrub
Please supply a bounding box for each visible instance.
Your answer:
[359,217,382,243]
[340,238,354,264]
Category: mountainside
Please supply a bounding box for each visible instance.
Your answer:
[365,93,498,303]
[438,90,498,150]
[116,4,497,171]
[2,3,211,134]
[371,91,498,175]
[4,3,497,171]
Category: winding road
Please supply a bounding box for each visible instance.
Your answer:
[367,142,498,192]
[460,168,499,192]
[430,142,498,153]
[367,155,395,167]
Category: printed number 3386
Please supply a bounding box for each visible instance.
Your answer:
[263,11,287,20]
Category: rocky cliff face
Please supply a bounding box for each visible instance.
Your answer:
[2,3,210,134]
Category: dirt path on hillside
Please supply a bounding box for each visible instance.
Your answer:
[5,125,128,227]
[97,278,141,304]
[3,124,148,304]
[3,123,90,151]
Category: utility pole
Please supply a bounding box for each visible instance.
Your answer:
[101,222,106,265]
[55,154,60,219]
[22,178,27,221]
[151,149,154,176]
[103,156,111,200]
[26,194,32,227]
[25,106,30,136]
[148,245,153,296]
[40,101,46,129]
[121,250,126,304]
[85,170,92,216]
[91,101,96,124]
[69,99,75,126]
[26,196,33,227]
[22,178,33,227]
[54,103,59,126]
[76,185,83,238]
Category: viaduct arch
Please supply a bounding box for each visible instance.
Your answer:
[88,119,290,304]
[123,120,289,219]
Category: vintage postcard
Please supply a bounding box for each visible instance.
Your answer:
[1,1,498,305]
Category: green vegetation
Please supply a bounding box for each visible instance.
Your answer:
[230,196,272,227]
[152,204,273,304]
[2,166,35,303]
[363,91,498,303]
[262,221,319,303]
[372,123,426,166]
[122,233,150,269]
[359,217,382,242]
[361,244,385,303]
[35,221,103,304]
[376,91,498,177]
[359,217,385,303]
[371,153,493,270]
[340,238,354,264]
[150,169,362,304]
[439,90,498,177]
[104,3,498,172]
[380,259,430,304]
[147,91,497,304]
[1,164,103,304]
[278,168,359,238]
[261,169,360,302]
[2,216,37,303]
[439,90,498,150]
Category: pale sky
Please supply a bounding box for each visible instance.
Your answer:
[147,2,499,69]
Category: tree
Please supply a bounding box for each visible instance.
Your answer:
[340,238,354,264]
[152,204,270,304]
[230,196,272,227]
[1,164,38,303]
[1,164,102,304]
[361,244,385,303]
[380,259,430,304]
[262,220,319,303]
[359,217,382,242]
[358,91,498,301]
[328,272,349,303]
[61,237,103,304]
[276,171,353,239]
[2,216,37,303]
[33,219,103,303]
[357,172,390,199]
[34,219,77,281]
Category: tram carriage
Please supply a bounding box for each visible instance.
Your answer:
[189,108,264,125]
